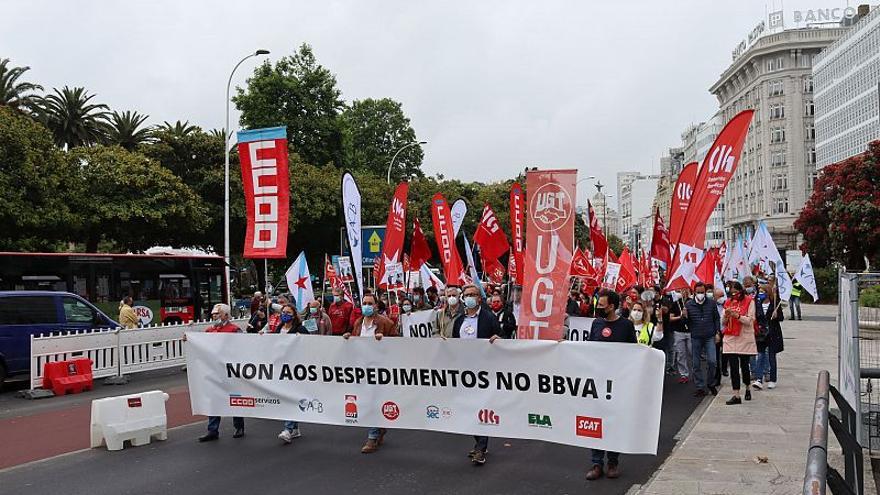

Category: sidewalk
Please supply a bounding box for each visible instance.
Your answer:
[638,303,874,495]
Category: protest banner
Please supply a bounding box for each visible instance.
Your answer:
[237,126,290,258]
[341,172,363,303]
[399,309,439,338]
[186,333,664,453]
[567,316,596,342]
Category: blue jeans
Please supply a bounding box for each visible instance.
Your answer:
[591,449,620,467]
[283,420,299,432]
[207,416,243,434]
[767,350,778,382]
[368,427,386,440]
[751,349,770,383]
[474,436,489,452]
[691,335,717,390]
[789,296,801,319]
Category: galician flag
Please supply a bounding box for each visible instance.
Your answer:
[285,251,314,312]
[794,253,819,301]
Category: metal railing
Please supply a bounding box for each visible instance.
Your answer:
[804,370,864,495]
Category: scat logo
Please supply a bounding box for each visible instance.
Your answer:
[576,416,603,438]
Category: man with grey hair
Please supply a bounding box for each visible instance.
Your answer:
[198,303,245,442]
[436,286,463,338]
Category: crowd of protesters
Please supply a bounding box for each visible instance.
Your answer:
[193,268,790,482]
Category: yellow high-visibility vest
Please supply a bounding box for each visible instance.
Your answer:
[636,322,655,345]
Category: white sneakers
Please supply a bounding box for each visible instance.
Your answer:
[752,380,763,390]
[278,428,302,444]
[767,381,777,389]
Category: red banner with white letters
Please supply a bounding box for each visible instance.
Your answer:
[376,182,409,287]
[667,162,697,254]
[238,126,289,258]
[510,183,525,285]
[431,193,465,285]
[518,169,576,340]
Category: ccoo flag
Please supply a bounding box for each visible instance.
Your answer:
[431,193,466,285]
[237,126,290,258]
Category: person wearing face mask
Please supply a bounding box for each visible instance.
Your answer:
[488,294,516,338]
[752,283,784,390]
[196,304,245,442]
[713,287,729,383]
[327,287,354,336]
[342,294,398,453]
[722,281,757,405]
[586,289,636,481]
[685,282,721,397]
[742,276,757,297]
[436,286,464,338]
[426,286,440,308]
[303,299,332,335]
[451,284,502,465]
[630,301,657,346]
[566,290,581,316]
[411,287,429,311]
[665,290,690,384]
[273,304,310,443]
[509,285,523,323]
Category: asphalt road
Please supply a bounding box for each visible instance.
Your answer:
[0,371,703,495]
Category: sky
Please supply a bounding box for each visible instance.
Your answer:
[2,0,851,208]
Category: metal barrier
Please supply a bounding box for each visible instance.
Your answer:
[803,370,864,495]
[29,318,248,390]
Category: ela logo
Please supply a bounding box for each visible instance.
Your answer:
[382,401,400,421]
[576,416,603,438]
[528,413,552,428]
[478,409,500,425]
[344,395,358,423]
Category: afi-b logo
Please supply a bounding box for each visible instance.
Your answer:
[528,413,552,428]
[708,144,735,174]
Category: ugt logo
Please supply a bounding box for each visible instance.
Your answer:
[530,183,571,233]
[708,144,735,174]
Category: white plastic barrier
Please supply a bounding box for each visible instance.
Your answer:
[30,318,248,389]
[90,390,169,451]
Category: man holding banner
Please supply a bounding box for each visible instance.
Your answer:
[452,284,502,465]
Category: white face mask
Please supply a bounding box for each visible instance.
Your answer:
[631,310,644,321]
[447,296,459,306]
[695,293,706,303]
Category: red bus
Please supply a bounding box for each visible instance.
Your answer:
[0,252,227,325]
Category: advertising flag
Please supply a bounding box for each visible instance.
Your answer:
[695,249,717,285]
[794,253,819,301]
[748,222,793,301]
[419,263,446,291]
[473,203,509,261]
[588,200,608,261]
[616,247,638,292]
[649,209,671,267]
[518,169,577,340]
[410,218,432,271]
[665,243,705,291]
[237,126,290,258]
[483,256,506,284]
[569,248,592,277]
[462,232,480,284]
[451,198,468,238]
[431,193,466,285]
[667,162,698,253]
[341,172,363,303]
[285,252,314,312]
[510,183,525,285]
[507,244,518,282]
[375,182,409,287]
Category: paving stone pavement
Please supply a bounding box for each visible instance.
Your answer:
[637,303,876,495]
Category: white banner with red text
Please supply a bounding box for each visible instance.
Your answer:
[185,332,664,453]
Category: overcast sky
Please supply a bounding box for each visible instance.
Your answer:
[3,0,848,207]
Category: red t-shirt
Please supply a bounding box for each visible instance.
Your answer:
[205,321,240,333]
[327,301,353,335]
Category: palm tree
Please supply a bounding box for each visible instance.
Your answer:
[156,120,199,138]
[39,86,109,148]
[105,110,152,150]
[0,58,43,111]
[208,128,226,141]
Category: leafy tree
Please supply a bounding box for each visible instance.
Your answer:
[66,145,208,252]
[0,106,74,250]
[795,140,880,270]
[105,110,152,150]
[340,98,424,181]
[0,58,43,112]
[156,120,199,138]
[234,43,345,167]
[38,86,109,148]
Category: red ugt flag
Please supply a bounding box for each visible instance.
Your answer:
[410,218,432,271]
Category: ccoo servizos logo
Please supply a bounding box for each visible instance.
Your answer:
[229,395,256,407]
[530,183,571,233]
[576,416,603,438]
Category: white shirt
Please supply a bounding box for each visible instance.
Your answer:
[460,310,480,339]
[360,320,376,337]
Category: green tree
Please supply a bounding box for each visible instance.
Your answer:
[67,145,208,252]
[340,98,424,181]
[156,120,199,138]
[0,106,74,250]
[0,58,43,112]
[105,110,152,150]
[234,43,345,167]
[38,86,109,148]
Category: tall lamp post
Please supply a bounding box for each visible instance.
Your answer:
[386,141,427,184]
[224,49,270,305]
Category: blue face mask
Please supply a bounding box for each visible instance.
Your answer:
[280,313,294,323]
[464,296,478,309]
[757,292,767,302]
[362,305,375,317]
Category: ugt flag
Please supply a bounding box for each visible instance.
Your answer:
[285,252,314,312]
[237,126,290,258]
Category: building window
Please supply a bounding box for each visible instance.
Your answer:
[769,80,784,97]
[808,173,818,191]
[805,101,815,116]
[772,174,788,191]
[774,197,789,214]
[771,127,786,143]
[769,104,785,120]
[805,124,816,140]
[771,151,786,167]
[767,56,784,72]
[807,147,816,165]
[803,77,813,93]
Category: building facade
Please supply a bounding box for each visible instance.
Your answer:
[618,173,659,250]
[709,26,848,250]
[814,5,880,168]
[589,191,619,242]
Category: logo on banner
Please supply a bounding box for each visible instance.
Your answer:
[298,398,324,413]
[576,416,603,438]
[345,394,358,423]
[708,145,735,174]
[531,183,572,232]
[382,401,400,421]
[528,413,553,428]
[676,183,692,201]
[478,409,500,425]
[427,405,453,419]
[229,395,255,407]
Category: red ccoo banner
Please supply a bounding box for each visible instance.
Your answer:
[431,193,465,285]
[510,183,525,285]
[518,169,577,340]
[238,126,290,258]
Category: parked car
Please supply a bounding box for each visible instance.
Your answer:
[0,291,119,386]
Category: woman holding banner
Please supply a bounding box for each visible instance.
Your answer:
[721,281,757,405]
[275,304,311,444]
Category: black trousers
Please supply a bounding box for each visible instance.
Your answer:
[726,354,751,391]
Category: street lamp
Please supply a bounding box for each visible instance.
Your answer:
[224,49,269,305]
[386,141,427,184]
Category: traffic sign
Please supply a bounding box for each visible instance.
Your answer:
[341,226,385,265]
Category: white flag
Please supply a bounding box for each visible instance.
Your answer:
[794,253,819,301]
[285,251,314,312]
[341,173,363,303]
[665,243,704,290]
[724,236,747,282]
[451,198,467,238]
[748,222,793,301]
[462,232,480,283]
[419,263,445,291]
